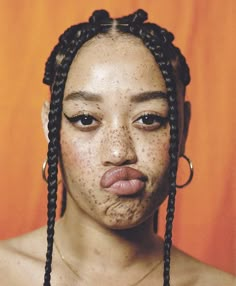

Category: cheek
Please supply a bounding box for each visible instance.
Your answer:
[60,129,97,181]
[61,136,85,168]
[60,131,102,212]
[136,127,170,168]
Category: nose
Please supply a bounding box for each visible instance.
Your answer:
[101,126,137,166]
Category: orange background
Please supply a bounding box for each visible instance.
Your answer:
[0,0,235,275]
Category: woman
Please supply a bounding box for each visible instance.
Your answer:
[0,9,235,286]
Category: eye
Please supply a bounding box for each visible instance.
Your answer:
[64,113,99,130]
[133,113,168,130]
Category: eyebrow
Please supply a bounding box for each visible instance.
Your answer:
[64,90,167,102]
[130,91,167,102]
[64,91,103,102]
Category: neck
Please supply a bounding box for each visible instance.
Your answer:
[55,194,162,270]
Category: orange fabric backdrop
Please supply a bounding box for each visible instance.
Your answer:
[0,0,235,275]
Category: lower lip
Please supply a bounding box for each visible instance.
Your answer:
[104,179,145,196]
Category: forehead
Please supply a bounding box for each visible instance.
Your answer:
[64,32,167,96]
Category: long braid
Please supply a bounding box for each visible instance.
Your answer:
[140,34,179,286]
[43,19,108,285]
[43,77,62,285]
[47,11,113,220]
[116,9,189,285]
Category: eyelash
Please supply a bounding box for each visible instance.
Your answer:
[64,112,168,131]
[133,113,168,130]
[64,113,99,131]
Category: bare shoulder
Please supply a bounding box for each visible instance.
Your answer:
[0,227,47,286]
[171,247,236,286]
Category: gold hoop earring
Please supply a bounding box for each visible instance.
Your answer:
[176,154,194,188]
[42,158,48,183]
[42,158,62,184]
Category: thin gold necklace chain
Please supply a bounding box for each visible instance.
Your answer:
[54,239,162,286]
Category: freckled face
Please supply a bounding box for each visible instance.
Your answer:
[61,34,172,229]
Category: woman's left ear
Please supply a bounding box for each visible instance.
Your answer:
[179,101,191,155]
[41,101,50,143]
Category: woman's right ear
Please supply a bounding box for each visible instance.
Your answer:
[41,101,50,143]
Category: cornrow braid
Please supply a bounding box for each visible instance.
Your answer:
[43,22,106,286]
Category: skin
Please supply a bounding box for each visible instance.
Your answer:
[0,31,235,286]
[60,33,171,229]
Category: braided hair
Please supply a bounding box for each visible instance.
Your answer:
[42,9,190,286]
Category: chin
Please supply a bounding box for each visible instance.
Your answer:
[96,209,153,231]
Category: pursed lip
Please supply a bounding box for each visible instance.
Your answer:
[100,166,148,190]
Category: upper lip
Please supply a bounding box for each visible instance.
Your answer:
[100,166,148,188]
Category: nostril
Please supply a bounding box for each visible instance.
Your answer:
[122,158,136,166]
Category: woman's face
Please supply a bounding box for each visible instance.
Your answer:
[57,33,185,229]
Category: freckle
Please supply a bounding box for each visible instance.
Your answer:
[94,249,100,255]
